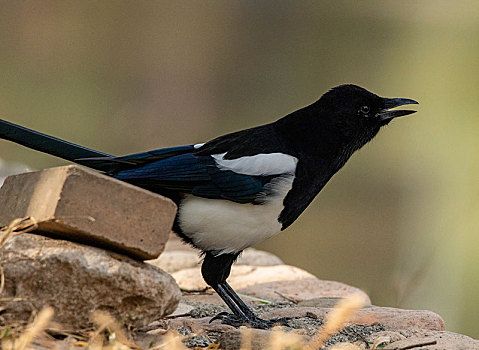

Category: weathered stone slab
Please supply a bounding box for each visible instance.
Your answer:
[0,233,181,328]
[172,265,317,292]
[381,330,478,350]
[182,278,371,305]
[0,165,177,260]
[219,329,278,350]
[240,279,371,304]
[261,305,445,331]
[217,328,478,350]
[148,247,283,274]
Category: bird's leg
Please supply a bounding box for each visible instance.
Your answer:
[202,252,291,329]
[220,281,291,327]
[215,284,243,315]
[202,252,253,326]
[220,281,257,318]
[209,283,251,327]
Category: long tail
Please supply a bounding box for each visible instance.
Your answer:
[0,118,115,172]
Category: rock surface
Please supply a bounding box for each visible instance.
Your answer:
[140,302,455,349]
[237,248,284,266]
[0,233,181,328]
[241,279,371,304]
[148,247,283,273]
[172,264,317,291]
[145,302,454,349]
[217,328,478,350]
[0,165,177,260]
[260,305,445,331]
[379,330,478,350]
[148,250,201,273]
[219,329,283,350]
[182,278,371,305]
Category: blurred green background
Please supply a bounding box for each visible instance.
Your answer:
[0,1,477,338]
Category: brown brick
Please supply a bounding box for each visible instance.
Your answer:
[0,165,177,260]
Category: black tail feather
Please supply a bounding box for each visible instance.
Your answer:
[0,118,115,172]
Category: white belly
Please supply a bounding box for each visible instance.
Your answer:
[178,176,293,255]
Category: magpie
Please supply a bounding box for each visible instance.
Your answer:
[0,84,418,329]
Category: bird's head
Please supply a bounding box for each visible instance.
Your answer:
[311,84,418,149]
[320,84,418,127]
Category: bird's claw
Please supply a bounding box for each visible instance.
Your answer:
[209,312,245,327]
[209,312,292,329]
[209,311,232,324]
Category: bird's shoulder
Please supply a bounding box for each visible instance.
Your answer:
[194,123,292,159]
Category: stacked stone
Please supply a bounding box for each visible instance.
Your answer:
[0,165,181,328]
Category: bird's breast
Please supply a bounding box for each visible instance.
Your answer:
[177,175,294,255]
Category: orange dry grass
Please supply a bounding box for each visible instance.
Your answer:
[0,216,37,248]
[1,294,368,350]
[89,311,140,350]
[2,307,54,350]
[306,293,367,349]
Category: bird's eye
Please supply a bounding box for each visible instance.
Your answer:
[360,105,370,115]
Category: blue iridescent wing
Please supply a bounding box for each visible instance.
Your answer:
[113,152,267,203]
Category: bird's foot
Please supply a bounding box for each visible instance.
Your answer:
[210,311,291,329]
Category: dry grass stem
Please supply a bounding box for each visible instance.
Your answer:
[306,293,367,350]
[90,311,138,350]
[0,264,4,295]
[268,326,304,350]
[4,306,54,350]
[239,327,252,350]
[329,343,363,350]
[151,332,188,350]
[0,217,38,248]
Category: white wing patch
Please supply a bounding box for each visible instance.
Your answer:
[193,143,205,149]
[212,152,298,176]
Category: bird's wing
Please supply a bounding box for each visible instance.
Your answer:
[82,124,298,204]
[112,151,282,204]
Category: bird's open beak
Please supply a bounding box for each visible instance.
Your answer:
[376,98,419,121]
